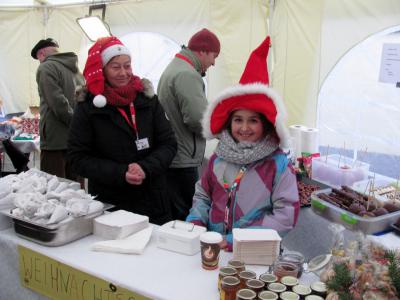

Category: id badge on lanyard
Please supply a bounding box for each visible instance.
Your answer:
[117,103,150,151]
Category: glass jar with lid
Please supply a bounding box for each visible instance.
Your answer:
[279,251,305,277]
[258,290,279,300]
[219,266,238,291]
[238,270,257,289]
[221,276,240,300]
[273,261,299,280]
[236,288,257,300]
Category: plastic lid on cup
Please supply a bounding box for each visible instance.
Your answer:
[305,296,324,300]
[258,290,279,300]
[280,291,300,300]
[236,289,256,299]
[292,284,312,295]
[280,276,298,286]
[310,281,327,293]
[267,282,286,293]
[200,231,223,244]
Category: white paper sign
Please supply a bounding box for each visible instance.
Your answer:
[379,43,400,84]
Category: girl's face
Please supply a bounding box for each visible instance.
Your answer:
[230,109,265,143]
[104,55,132,88]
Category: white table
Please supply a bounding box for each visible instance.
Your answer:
[0,226,319,300]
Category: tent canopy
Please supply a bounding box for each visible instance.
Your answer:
[0,0,399,176]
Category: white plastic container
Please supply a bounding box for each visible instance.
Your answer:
[311,189,400,234]
[312,154,369,187]
[157,220,206,255]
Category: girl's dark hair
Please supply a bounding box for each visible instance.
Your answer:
[226,110,275,137]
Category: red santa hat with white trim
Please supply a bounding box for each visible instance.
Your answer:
[83,36,131,108]
[202,36,290,148]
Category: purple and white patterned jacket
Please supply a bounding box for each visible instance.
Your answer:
[186,150,299,251]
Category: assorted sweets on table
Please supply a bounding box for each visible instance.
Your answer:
[218,257,327,300]
[311,184,400,235]
[217,227,400,300]
[297,178,324,207]
[0,169,104,225]
[1,154,400,300]
[319,237,400,300]
[316,186,400,217]
[0,168,108,246]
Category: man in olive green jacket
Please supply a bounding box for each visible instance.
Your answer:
[31,38,84,179]
[158,29,220,220]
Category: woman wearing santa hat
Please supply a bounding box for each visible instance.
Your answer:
[186,36,300,250]
[68,37,177,225]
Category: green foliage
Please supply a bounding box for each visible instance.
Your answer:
[326,263,353,299]
[338,291,353,300]
[385,250,400,296]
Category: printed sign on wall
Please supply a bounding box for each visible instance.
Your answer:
[379,43,400,84]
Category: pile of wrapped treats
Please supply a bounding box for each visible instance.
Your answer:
[0,169,103,225]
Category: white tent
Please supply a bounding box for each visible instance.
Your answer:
[0,0,399,175]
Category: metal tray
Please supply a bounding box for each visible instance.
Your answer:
[1,203,113,246]
[310,189,400,234]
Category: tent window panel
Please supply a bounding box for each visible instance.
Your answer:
[118,32,181,92]
[317,27,400,179]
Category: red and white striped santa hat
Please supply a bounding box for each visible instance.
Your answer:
[83,36,131,108]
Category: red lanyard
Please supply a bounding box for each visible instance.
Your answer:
[117,103,138,139]
[175,53,194,67]
[223,166,247,234]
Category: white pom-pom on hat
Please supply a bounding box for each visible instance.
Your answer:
[93,94,107,108]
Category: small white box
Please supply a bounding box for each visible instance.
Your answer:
[93,210,149,240]
[157,220,206,255]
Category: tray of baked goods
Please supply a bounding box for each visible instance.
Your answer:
[0,168,113,246]
[310,185,400,234]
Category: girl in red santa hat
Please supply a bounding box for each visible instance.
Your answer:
[68,37,177,225]
[186,36,300,250]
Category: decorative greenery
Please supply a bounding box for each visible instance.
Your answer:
[385,250,400,296]
[337,292,353,300]
[326,263,353,299]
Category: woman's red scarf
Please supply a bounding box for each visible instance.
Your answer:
[103,75,144,106]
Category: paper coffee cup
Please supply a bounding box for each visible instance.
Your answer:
[200,231,223,270]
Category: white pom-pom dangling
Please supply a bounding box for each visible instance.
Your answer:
[93,95,107,108]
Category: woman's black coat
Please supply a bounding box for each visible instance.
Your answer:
[67,80,177,225]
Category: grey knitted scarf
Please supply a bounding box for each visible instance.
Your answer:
[215,130,279,165]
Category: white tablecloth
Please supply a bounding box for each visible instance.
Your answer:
[11,138,40,153]
[0,138,40,153]
[0,227,319,300]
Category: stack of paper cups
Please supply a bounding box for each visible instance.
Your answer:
[288,125,307,159]
[300,127,319,154]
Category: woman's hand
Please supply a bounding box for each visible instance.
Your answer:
[125,163,146,185]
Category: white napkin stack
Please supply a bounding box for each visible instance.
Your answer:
[93,210,149,240]
[91,226,153,255]
[232,228,281,265]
